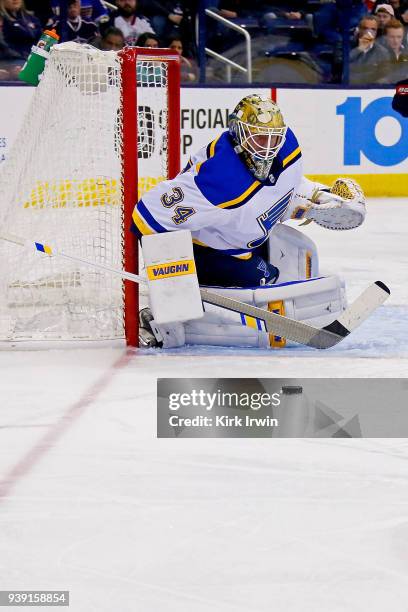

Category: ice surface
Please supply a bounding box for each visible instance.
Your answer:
[0,199,407,611]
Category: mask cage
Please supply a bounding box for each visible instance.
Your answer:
[235,120,287,161]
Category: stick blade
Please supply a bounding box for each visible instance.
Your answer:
[309,281,391,349]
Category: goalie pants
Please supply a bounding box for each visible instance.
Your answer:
[192,244,279,287]
[133,230,279,287]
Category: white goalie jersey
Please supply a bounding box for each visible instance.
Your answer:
[133,128,304,256]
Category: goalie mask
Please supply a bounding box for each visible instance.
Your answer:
[229,95,287,180]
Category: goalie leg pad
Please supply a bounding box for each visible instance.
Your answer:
[206,276,346,330]
[146,276,346,349]
[149,319,186,349]
[267,223,319,283]
[185,321,270,348]
[253,276,346,329]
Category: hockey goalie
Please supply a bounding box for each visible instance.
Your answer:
[132,94,366,349]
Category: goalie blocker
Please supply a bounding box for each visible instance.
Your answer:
[141,224,347,349]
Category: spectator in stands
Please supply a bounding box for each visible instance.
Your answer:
[350,14,389,82]
[381,18,408,80]
[135,33,164,83]
[56,0,98,43]
[374,3,395,37]
[136,31,160,47]
[0,0,42,60]
[168,35,198,81]
[51,0,108,25]
[137,1,197,59]
[91,25,125,50]
[25,0,53,27]
[215,0,294,22]
[314,0,367,44]
[252,1,308,24]
[217,0,239,19]
[103,0,155,46]
[352,13,379,45]
[138,1,184,40]
[389,0,407,21]
[372,0,407,22]
[0,17,23,79]
[79,0,108,23]
[401,5,408,44]
[207,0,266,52]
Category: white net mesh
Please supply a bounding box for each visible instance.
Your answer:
[136,58,168,198]
[0,43,170,342]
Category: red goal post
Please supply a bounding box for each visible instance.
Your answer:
[121,47,181,347]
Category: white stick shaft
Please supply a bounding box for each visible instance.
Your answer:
[0,231,148,285]
[58,251,147,285]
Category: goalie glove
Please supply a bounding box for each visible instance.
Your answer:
[302,178,366,231]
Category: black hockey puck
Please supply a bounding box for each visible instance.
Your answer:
[281,386,303,395]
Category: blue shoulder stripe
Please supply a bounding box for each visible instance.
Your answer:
[282,147,301,170]
[195,131,263,209]
[277,128,302,170]
[279,127,300,159]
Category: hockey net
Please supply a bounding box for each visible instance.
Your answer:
[0,43,180,345]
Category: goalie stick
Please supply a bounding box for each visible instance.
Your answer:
[200,282,389,349]
[0,232,390,349]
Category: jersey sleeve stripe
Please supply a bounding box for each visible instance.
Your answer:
[130,217,143,240]
[282,146,301,168]
[181,157,193,173]
[217,180,262,209]
[132,208,155,235]
[134,199,167,234]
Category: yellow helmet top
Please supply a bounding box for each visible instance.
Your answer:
[232,95,285,130]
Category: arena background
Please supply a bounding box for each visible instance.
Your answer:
[0,85,406,197]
